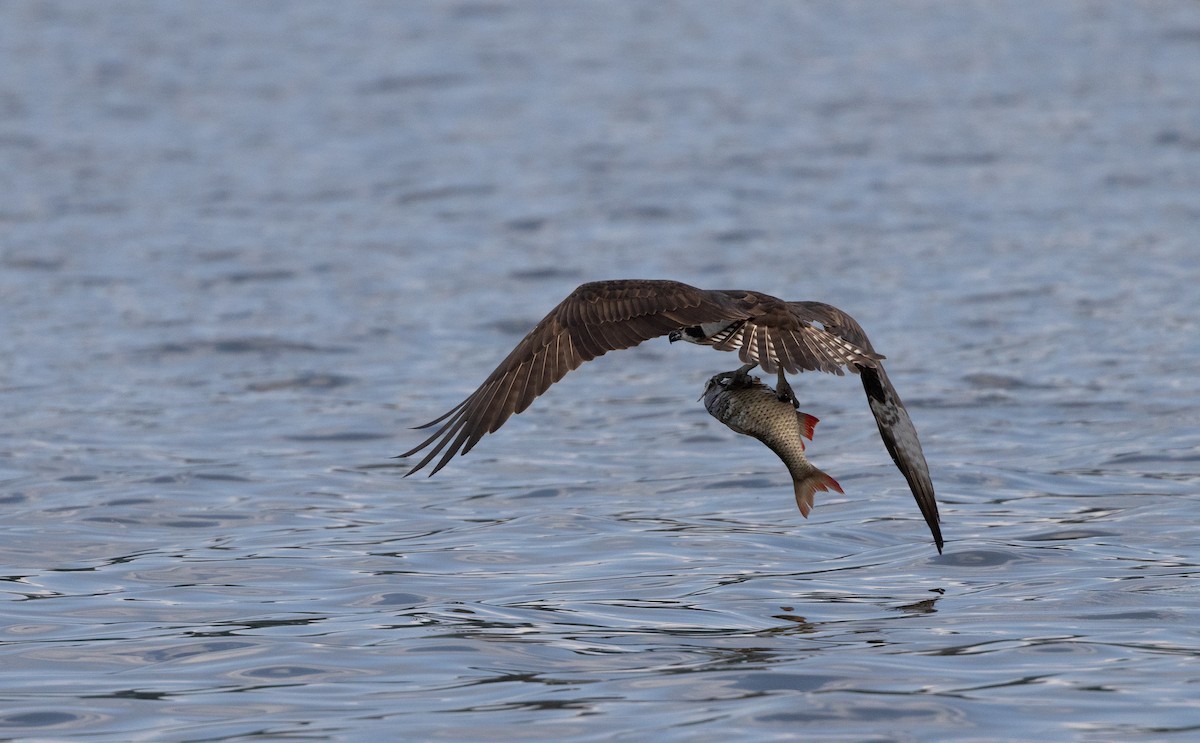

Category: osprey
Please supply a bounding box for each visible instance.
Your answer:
[400,279,943,552]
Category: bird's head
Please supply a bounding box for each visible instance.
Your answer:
[669,326,707,344]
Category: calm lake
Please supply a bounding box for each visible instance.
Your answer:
[3,1,1199,740]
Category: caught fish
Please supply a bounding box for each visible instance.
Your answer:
[702,371,843,517]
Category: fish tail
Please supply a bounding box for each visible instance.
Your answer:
[797,411,819,441]
[792,467,844,518]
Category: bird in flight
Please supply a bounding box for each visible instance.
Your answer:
[400,279,942,552]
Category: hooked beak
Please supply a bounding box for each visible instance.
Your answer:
[668,330,681,343]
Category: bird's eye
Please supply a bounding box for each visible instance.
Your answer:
[686,327,705,339]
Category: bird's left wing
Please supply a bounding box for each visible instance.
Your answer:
[401,279,748,476]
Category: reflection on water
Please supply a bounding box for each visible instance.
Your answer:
[3,0,1200,741]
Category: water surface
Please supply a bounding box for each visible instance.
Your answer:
[2,2,1199,740]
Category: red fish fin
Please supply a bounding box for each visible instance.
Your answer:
[796,411,819,441]
[792,468,844,518]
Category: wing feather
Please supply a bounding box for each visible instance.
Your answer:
[707,292,882,375]
[400,279,749,475]
[789,300,942,552]
[860,364,943,552]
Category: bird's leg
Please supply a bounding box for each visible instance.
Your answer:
[776,369,799,408]
[725,363,758,389]
[706,363,758,393]
[730,363,756,385]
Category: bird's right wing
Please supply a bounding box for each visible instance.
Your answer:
[789,301,944,553]
[706,293,884,375]
[400,280,749,476]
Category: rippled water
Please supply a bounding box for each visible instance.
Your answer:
[3,1,1200,740]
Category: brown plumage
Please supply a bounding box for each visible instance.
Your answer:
[786,301,943,552]
[399,279,942,552]
[401,280,878,474]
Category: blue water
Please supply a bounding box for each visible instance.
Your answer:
[3,1,1200,740]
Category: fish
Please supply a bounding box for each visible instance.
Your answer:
[702,371,843,517]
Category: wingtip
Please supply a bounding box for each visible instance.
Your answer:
[394,451,433,478]
[397,457,419,478]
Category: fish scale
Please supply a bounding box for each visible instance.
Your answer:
[702,373,842,517]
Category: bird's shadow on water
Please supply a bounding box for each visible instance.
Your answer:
[932,548,1031,568]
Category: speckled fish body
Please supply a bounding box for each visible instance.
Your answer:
[702,373,842,516]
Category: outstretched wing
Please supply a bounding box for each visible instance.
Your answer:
[401,280,749,476]
[790,301,944,553]
[705,292,885,375]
